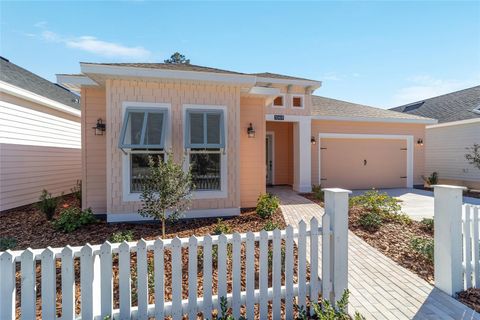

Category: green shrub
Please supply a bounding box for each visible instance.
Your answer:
[312,184,324,201]
[109,230,134,243]
[422,172,438,186]
[421,218,434,233]
[37,189,60,220]
[0,237,17,251]
[71,180,82,203]
[358,212,383,231]
[410,236,434,262]
[256,193,279,219]
[350,190,401,215]
[53,207,97,233]
[213,218,231,235]
[263,221,281,231]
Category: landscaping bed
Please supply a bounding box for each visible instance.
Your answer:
[458,289,480,313]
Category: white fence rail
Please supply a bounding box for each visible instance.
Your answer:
[0,187,350,320]
[434,185,480,296]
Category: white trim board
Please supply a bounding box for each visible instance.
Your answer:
[426,118,480,129]
[107,208,240,222]
[0,80,80,117]
[317,133,414,188]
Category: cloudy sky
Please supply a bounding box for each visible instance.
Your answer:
[1,1,479,108]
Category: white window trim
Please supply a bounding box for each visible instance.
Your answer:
[271,94,286,108]
[121,101,172,202]
[291,94,305,109]
[183,104,228,199]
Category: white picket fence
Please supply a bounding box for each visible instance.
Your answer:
[0,197,349,320]
[434,185,480,296]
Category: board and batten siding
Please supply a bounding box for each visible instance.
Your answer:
[0,93,81,211]
[426,119,480,189]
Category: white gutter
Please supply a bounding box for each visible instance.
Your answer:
[426,117,480,128]
[80,63,258,86]
[0,80,80,117]
[311,114,437,124]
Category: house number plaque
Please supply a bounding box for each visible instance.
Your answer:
[274,115,284,121]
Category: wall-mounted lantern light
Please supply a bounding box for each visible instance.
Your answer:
[247,123,255,138]
[93,118,106,136]
[311,136,316,145]
[417,138,423,146]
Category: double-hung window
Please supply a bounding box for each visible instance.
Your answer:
[119,107,168,193]
[185,109,225,192]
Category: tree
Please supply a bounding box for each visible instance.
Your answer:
[466,144,480,170]
[138,153,193,238]
[164,52,190,64]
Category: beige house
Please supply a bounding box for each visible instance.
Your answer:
[392,86,480,189]
[58,62,435,222]
[0,57,81,211]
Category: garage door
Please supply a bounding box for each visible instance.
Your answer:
[320,138,407,189]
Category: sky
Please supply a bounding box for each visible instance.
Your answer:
[1,1,479,109]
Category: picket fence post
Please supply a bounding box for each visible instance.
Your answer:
[433,184,466,296]
[323,188,351,304]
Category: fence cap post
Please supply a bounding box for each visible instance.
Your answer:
[322,188,352,194]
[432,184,467,190]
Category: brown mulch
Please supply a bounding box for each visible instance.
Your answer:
[458,289,480,313]
[0,196,286,250]
[2,198,319,319]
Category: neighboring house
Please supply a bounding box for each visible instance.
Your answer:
[58,62,435,222]
[0,57,81,211]
[392,86,480,189]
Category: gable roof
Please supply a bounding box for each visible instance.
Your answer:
[82,62,245,75]
[0,57,80,110]
[249,72,318,82]
[390,85,480,123]
[311,95,436,123]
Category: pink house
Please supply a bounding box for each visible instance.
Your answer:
[58,63,436,222]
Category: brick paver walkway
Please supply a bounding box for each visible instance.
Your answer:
[269,187,480,320]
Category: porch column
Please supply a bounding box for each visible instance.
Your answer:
[293,117,312,192]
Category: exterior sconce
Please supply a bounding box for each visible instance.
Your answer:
[311,136,316,145]
[247,123,255,138]
[417,138,423,146]
[93,118,106,136]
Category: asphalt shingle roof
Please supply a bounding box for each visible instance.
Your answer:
[0,57,80,109]
[81,62,316,82]
[311,95,434,121]
[390,86,480,123]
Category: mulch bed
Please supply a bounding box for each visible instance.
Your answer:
[2,197,319,319]
[458,289,480,313]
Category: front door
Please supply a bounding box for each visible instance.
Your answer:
[266,133,273,185]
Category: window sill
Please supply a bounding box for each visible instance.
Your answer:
[192,190,227,200]
[123,192,141,202]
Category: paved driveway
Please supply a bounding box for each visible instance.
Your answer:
[352,188,480,220]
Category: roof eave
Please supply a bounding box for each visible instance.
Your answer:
[255,76,322,90]
[311,115,437,124]
[56,74,98,93]
[80,63,258,86]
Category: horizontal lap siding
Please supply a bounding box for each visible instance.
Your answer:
[240,97,266,207]
[311,120,426,186]
[107,80,240,215]
[0,93,81,211]
[82,88,107,214]
[426,121,480,188]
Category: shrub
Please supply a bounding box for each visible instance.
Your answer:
[421,218,434,233]
[38,189,59,220]
[0,237,17,251]
[312,184,324,201]
[263,221,281,231]
[71,180,82,203]
[350,190,401,216]
[422,172,438,186]
[256,193,279,219]
[213,218,231,235]
[53,207,97,233]
[358,212,382,231]
[109,230,134,243]
[410,236,434,262]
